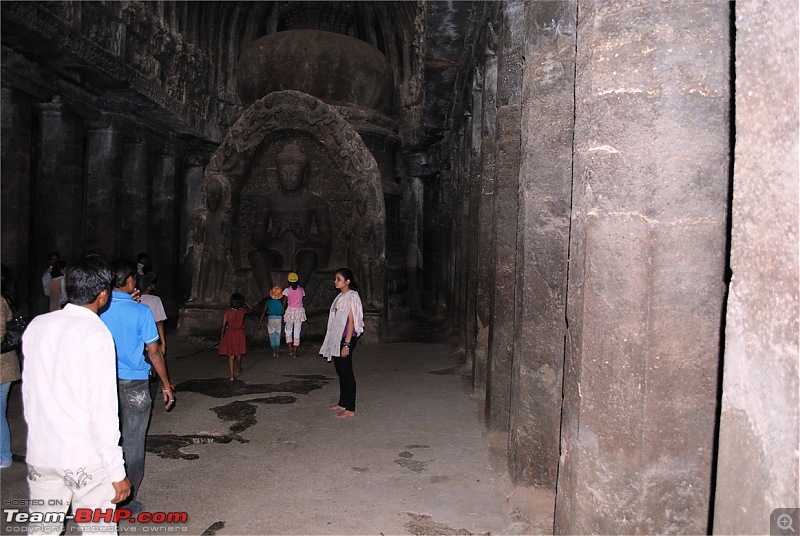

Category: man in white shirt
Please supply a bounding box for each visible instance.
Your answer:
[136,252,149,276]
[22,257,130,533]
[138,272,167,356]
[40,251,59,297]
[137,272,168,412]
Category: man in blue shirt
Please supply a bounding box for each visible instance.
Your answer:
[101,258,175,514]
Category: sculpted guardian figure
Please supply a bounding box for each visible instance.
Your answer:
[347,188,384,310]
[190,177,229,304]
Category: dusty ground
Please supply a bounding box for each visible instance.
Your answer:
[1,327,554,535]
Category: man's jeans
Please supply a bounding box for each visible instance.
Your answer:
[0,382,12,466]
[117,379,151,500]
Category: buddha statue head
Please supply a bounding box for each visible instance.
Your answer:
[276,142,309,192]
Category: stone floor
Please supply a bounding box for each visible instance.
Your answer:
[1,322,554,535]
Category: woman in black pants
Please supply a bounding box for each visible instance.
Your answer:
[319,268,364,419]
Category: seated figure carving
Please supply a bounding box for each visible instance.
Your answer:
[249,142,332,298]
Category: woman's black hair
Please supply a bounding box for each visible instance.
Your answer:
[1,264,19,308]
[230,292,246,309]
[108,258,137,289]
[336,267,359,292]
[50,260,67,279]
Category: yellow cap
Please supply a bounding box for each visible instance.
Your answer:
[287,272,299,283]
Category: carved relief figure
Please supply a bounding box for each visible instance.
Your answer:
[248,142,332,298]
[347,187,384,310]
[191,176,229,304]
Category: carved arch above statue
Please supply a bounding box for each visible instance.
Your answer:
[207,89,385,226]
[193,90,386,307]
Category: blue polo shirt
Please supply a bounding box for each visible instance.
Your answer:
[100,290,159,380]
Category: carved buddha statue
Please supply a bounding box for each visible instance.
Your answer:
[248,142,332,297]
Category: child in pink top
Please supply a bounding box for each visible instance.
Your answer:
[283,272,306,357]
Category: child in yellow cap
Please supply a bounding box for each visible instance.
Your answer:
[283,272,306,357]
[258,286,285,357]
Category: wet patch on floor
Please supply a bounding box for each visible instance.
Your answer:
[201,521,225,535]
[211,397,295,434]
[404,513,478,535]
[176,375,331,398]
[394,451,429,473]
[174,348,212,361]
[429,474,485,492]
[351,466,369,473]
[147,433,246,459]
[430,366,462,375]
[285,374,332,381]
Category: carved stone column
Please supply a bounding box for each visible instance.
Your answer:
[151,151,179,316]
[509,0,576,488]
[713,1,799,533]
[179,160,205,303]
[34,97,84,273]
[120,137,150,259]
[474,24,499,396]
[486,0,523,432]
[464,77,483,377]
[451,127,471,343]
[556,3,730,533]
[403,176,424,313]
[84,116,125,258]
[1,87,33,314]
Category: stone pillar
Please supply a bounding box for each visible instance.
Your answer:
[713,2,799,533]
[509,0,576,487]
[84,117,125,258]
[421,173,442,313]
[556,3,730,534]
[433,170,452,315]
[1,88,33,314]
[119,137,150,260]
[451,130,471,340]
[474,31,499,395]
[179,160,205,303]
[151,152,179,316]
[486,0,523,431]
[403,176,424,313]
[464,79,483,371]
[34,97,84,274]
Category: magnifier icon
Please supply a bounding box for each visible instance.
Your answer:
[778,514,795,532]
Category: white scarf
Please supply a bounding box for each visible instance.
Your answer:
[319,290,364,361]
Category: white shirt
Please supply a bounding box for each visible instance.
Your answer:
[22,304,126,481]
[319,290,364,361]
[41,266,52,297]
[140,294,167,323]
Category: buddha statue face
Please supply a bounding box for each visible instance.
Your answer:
[276,143,308,192]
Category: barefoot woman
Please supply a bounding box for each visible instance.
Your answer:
[320,268,364,418]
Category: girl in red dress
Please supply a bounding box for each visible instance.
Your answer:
[219,292,253,380]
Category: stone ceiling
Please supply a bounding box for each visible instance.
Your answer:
[1,1,489,171]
